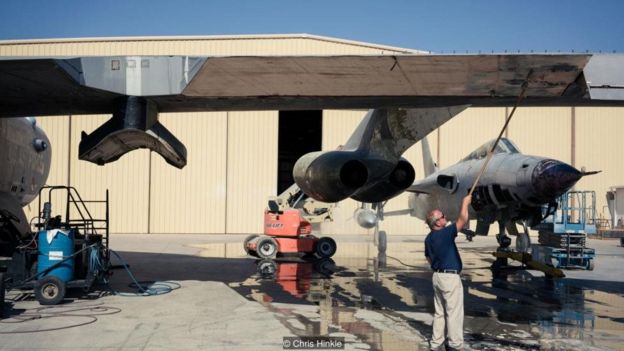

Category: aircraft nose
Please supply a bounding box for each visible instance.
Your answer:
[531,159,582,200]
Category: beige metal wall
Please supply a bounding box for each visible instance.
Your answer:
[575,107,624,223]
[225,111,278,234]
[150,112,228,234]
[507,107,572,163]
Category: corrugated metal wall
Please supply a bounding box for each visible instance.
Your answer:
[575,107,624,223]
[150,112,228,234]
[225,111,278,234]
[4,36,624,235]
[508,107,572,164]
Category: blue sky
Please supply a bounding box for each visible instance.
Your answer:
[1,0,623,53]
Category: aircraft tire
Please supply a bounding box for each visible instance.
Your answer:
[35,276,66,306]
[256,237,278,259]
[316,237,337,258]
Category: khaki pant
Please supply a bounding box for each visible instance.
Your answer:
[431,272,464,349]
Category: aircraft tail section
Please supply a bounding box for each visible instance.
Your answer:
[421,137,438,177]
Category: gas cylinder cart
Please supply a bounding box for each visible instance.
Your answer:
[1,186,110,307]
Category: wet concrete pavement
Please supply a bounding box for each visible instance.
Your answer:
[1,233,623,350]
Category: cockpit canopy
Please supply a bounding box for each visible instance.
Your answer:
[461,138,520,161]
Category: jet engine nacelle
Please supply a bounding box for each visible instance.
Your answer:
[293,151,415,203]
[350,159,415,203]
[293,151,369,203]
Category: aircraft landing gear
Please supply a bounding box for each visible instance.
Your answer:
[516,221,532,253]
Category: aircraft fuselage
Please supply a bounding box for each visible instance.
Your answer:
[0,117,51,242]
[409,145,582,229]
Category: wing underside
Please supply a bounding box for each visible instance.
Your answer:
[1,54,614,118]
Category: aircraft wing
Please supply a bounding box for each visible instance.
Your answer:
[2,54,623,168]
[3,53,623,118]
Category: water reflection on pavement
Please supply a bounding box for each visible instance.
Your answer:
[220,241,624,351]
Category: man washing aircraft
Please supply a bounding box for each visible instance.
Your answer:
[424,194,472,351]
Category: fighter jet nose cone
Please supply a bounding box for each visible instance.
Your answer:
[532,159,582,200]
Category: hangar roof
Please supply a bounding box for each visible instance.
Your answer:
[0,33,426,55]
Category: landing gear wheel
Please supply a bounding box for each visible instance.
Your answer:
[0,272,5,318]
[244,234,259,256]
[316,237,337,258]
[35,276,66,305]
[256,237,278,259]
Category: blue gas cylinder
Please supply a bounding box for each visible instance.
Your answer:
[37,229,74,282]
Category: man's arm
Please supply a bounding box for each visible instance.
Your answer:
[455,195,472,232]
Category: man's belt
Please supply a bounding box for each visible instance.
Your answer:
[434,269,459,274]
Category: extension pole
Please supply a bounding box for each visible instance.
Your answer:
[468,72,532,196]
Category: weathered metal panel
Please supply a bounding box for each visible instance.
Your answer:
[575,107,624,225]
[69,115,150,233]
[508,107,572,163]
[149,112,227,233]
[225,111,278,234]
[184,55,586,98]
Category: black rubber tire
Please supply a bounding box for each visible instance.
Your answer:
[35,276,66,306]
[587,259,594,271]
[256,237,278,259]
[0,272,5,319]
[316,237,337,258]
[244,234,259,255]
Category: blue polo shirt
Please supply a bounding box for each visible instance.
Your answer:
[425,223,462,272]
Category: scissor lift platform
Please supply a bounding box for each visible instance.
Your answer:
[532,191,596,270]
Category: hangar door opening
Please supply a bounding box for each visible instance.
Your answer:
[278,110,322,194]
